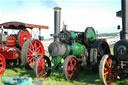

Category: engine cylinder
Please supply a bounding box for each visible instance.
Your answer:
[48,42,67,57]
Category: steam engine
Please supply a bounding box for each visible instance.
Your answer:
[114,0,128,77]
[49,30,86,57]
[99,1,128,85]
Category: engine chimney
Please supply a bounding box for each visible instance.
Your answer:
[53,7,61,42]
[121,0,128,39]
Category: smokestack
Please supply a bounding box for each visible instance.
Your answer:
[53,7,61,42]
[121,0,128,39]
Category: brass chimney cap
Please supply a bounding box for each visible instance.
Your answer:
[54,7,61,11]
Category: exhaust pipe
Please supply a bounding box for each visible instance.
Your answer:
[121,0,128,39]
[53,7,61,42]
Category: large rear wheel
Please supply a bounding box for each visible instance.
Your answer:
[0,54,6,75]
[21,39,45,69]
[63,55,79,80]
[92,40,110,72]
[99,55,117,85]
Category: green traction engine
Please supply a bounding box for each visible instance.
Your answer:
[34,27,110,80]
[33,7,110,80]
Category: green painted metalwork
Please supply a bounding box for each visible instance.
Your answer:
[52,56,62,71]
[71,32,76,40]
[66,42,86,56]
[86,27,96,44]
[52,56,62,65]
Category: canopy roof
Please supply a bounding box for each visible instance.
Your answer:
[0,21,48,30]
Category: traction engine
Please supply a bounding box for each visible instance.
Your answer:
[99,0,128,85]
[34,7,110,80]
[0,21,48,75]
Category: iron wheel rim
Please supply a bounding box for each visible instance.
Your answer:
[64,56,79,80]
[0,55,6,75]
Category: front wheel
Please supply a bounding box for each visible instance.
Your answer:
[99,54,117,85]
[34,56,51,79]
[63,55,80,80]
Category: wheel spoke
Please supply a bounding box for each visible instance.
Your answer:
[27,52,32,57]
[43,68,47,76]
[33,57,36,61]
[67,65,72,71]
[38,70,43,77]
[104,67,108,71]
[33,41,37,49]
[69,58,73,68]
[106,61,110,68]
[35,46,41,52]
[104,71,109,76]
[27,48,33,53]
[109,73,112,82]
[28,58,33,63]
[72,58,77,67]
[29,43,34,51]
[69,71,73,80]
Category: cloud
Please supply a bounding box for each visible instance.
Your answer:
[39,0,58,8]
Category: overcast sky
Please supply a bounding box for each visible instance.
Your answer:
[0,0,121,39]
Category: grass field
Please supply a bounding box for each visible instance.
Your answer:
[1,65,128,85]
[1,47,128,85]
[0,66,102,85]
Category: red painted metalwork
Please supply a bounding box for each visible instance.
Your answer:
[34,56,51,79]
[0,21,48,29]
[4,51,17,60]
[37,57,47,78]
[22,39,45,69]
[17,30,31,47]
[0,21,48,75]
[0,54,6,75]
[6,36,16,46]
[0,22,25,28]
[64,56,79,80]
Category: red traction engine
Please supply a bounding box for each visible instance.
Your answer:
[0,21,48,75]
